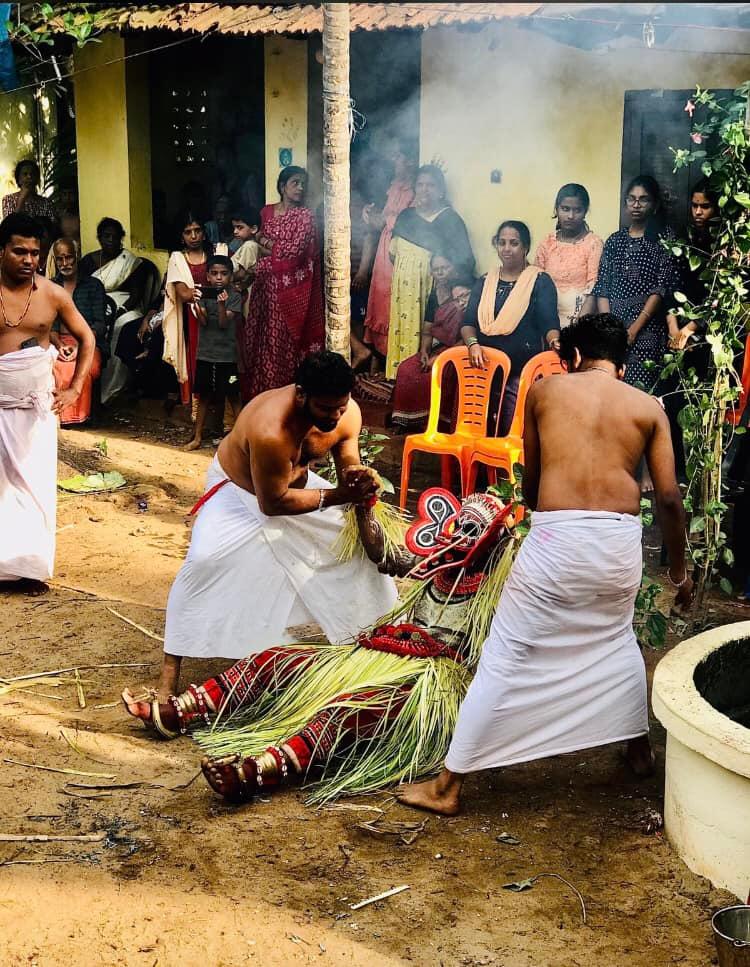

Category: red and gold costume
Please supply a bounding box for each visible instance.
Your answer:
[124,489,518,804]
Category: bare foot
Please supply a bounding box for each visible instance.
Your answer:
[201,754,256,803]
[183,437,202,452]
[624,735,655,777]
[121,686,180,737]
[395,776,461,816]
[351,349,372,372]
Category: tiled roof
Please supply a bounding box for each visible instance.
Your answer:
[122,3,545,36]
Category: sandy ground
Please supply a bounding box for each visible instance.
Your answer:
[0,419,739,967]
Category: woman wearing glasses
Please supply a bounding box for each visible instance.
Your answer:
[592,175,679,390]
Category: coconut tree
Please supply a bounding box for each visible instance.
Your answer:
[321,1,351,360]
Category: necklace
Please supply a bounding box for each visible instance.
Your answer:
[581,366,614,376]
[0,278,35,328]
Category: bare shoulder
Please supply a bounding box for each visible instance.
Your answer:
[35,274,66,304]
[528,372,567,404]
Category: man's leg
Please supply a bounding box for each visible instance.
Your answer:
[624,734,655,777]
[123,646,318,736]
[202,684,411,802]
[158,652,182,700]
[395,769,465,816]
[184,397,208,451]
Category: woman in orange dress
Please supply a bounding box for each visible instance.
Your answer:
[534,184,603,329]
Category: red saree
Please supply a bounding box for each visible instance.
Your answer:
[390,297,464,431]
[241,205,324,401]
[185,260,208,399]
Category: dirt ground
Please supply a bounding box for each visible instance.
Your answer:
[0,411,741,967]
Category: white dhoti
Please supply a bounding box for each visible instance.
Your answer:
[446,510,648,773]
[164,456,398,659]
[0,346,58,582]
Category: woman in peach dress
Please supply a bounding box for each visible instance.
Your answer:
[534,183,602,328]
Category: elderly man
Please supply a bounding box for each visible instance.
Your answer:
[127,350,397,699]
[397,313,692,815]
[0,213,95,594]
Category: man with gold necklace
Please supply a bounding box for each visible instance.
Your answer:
[0,213,94,595]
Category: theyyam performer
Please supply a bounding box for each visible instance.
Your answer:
[123,485,519,804]
[396,313,694,815]
[0,213,95,595]
[126,351,399,699]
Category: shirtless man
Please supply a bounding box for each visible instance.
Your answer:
[147,350,397,697]
[0,212,94,594]
[397,313,692,815]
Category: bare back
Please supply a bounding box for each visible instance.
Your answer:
[523,372,672,516]
[0,274,66,356]
[217,385,361,496]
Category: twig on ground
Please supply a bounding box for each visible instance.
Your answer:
[0,855,78,868]
[0,832,106,843]
[349,885,410,910]
[105,608,164,642]
[503,872,587,925]
[74,669,86,709]
[92,702,119,710]
[2,663,153,684]
[3,758,116,780]
[60,788,112,801]
[64,771,201,792]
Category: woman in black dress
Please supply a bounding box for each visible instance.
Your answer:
[461,220,560,433]
[593,175,679,389]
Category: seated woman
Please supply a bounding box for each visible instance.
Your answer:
[80,217,161,403]
[390,253,472,432]
[50,238,107,425]
[462,220,560,434]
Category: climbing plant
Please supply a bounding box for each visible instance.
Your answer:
[664,82,750,612]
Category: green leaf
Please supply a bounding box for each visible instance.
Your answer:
[733,192,750,208]
[719,577,733,595]
[671,246,683,257]
[722,547,735,566]
[689,517,706,534]
[673,291,687,304]
[57,471,127,494]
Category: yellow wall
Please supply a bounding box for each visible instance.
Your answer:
[420,24,750,274]
[74,33,156,257]
[264,35,308,203]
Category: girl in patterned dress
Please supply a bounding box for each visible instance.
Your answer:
[592,175,679,390]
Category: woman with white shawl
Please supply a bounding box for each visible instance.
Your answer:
[161,212,228,405]
[80,217,160,403]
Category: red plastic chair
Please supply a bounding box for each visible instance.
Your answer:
[467,351,564,489]
[726,330,750,426]
[399,346,511,508]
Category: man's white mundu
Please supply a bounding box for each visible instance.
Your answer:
[0,345,58,582]
[164,456,398,659]
[446,510,648,772]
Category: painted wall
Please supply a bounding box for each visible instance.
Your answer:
[264,35,308,203]
[74,33,160,264]
[420,24,750,274]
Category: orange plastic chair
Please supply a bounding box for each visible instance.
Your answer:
[467,351,564,490]
[399,346,511,508]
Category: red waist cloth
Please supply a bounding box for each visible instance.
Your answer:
[359,622,462,663]
[189,477,230,515]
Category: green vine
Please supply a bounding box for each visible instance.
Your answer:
[664,82,750,613]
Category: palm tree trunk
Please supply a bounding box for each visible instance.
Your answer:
[322,1,351,360]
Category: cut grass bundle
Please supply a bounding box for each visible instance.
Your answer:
[333,501,409,565]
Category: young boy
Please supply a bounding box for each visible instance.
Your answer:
[230,206,261,278]
[184,255,242,451]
